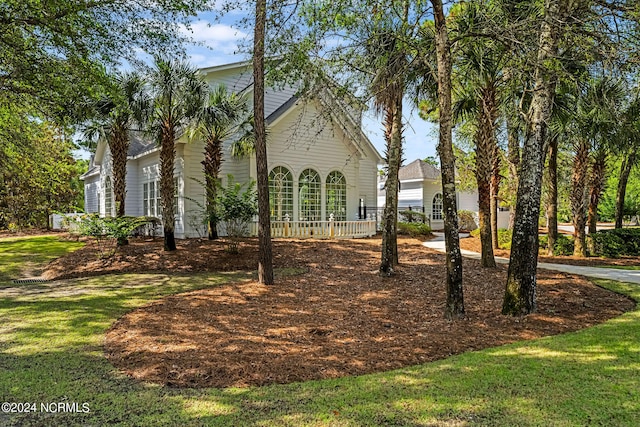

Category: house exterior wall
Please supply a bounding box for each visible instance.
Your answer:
[398,181,423,207]
[250,100,378,222]
[83,175,100,213]
[457,190,479,212]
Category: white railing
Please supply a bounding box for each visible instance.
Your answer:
[250,215,377,239]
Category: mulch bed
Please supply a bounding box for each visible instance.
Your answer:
[459,235,640,267]
[43,236,636,389]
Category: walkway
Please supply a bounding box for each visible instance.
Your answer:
[423,233,640,285]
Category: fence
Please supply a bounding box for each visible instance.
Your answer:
[250,215,377,239]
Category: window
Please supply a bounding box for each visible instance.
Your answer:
[269,166,293,220]
[326,171,347,220]
[143,183,149,216]
[143,178,179,220]
[143,181,157,217]
[104,176,113,217]
[298,169,321,221]
[432,193,443,220]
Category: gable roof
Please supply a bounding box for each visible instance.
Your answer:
[128,131,157,158]
[399,159,441,181]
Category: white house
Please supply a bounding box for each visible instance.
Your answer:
[81,60,383,238]
[377,159,479,230]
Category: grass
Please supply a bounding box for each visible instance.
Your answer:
[0,235,84,281]
[0,237,639,426]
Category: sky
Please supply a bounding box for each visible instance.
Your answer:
[77,9,440,164]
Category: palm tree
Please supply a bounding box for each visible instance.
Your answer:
[140,57,207,251]
[189,84,252,239]
[451,12,508,267]
[84,72,143,245]
[569,77,622,256]
[370,26,408,276]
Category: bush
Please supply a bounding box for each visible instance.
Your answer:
[66,214,152,258]
[468,228,512,249]
[497,228,512,249]
[457,210,477,231]
[216,176,258,253]
[398,222,432,237]
[540,234,575,256]
[399,209,427,223]
[590,228,640,258]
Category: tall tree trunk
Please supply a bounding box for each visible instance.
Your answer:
[380,101,403,275]
[571,139,589,257]
[490,156,500,250]
[615,151,636,228]
[432,0,464,320]
[546,134,558,256]
[160,124,177,251]
[587,149,607,235]
[474,87,497,267]
[254,0,274,285]
[202,137,223,240]
[111,131,129,245]
[503,0,560,316]
[506,111,520,230]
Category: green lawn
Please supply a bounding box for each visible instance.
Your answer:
[0,237,639,426]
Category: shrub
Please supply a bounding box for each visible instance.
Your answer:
[470,228,480,238]
[66,214,152,258]
[457,210,477,231]
[554,234,575,256]
[399,209,427,223]
[398,222,432,237]
[216,176,258,253]
[497,228,512,249]
[590,228,640,258]
[539,234,575,256]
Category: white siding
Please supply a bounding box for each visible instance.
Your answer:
[457,190,479,212]
[83,176,100,213]
[255,101,377,221]
[398,181,423,207]
[124,159,141,216]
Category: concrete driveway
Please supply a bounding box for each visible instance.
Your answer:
[423,233,640,285]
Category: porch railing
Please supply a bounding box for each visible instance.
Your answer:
[250,216,377,239]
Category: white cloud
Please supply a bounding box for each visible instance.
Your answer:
[180,21,248,45]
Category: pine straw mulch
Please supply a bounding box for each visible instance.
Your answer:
[458,235,640,267]
[44,236,636,388]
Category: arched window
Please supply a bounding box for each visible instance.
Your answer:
[432,193,443,220]
[326,171,347,220]
[104,176,113,217]
[269,166,293,220]
[299,169,321,221]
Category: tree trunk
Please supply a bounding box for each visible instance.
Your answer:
[111,131,129,246]
[546,135,558,256]
[254,0,274,285]
[615,151,636,229]
[474,87,497,267]
[202,137,223,240]
[160,124,177,251]
[571,139,589,257]
[506,111,520,230]
[503,0,560,316]
[432,0,464,320]
[587,149,607,236]
[490,159,500,250]
[380,101,403,275]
